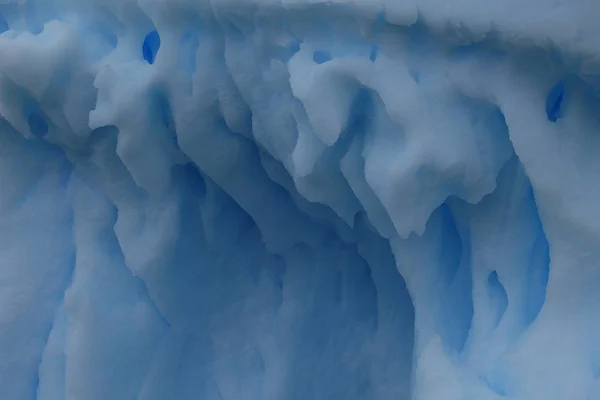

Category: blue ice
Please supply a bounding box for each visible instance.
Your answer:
[0,1,600,399]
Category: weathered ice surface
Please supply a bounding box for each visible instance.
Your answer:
[0,0,599,399]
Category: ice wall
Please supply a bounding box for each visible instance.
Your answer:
[1,0,600,399]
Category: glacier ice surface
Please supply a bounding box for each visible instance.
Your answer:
[1,0,600,399]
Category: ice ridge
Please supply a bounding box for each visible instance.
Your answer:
[1,0,600,399]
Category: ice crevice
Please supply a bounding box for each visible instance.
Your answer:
[0,0,599,399]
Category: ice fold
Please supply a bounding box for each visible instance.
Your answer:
[0,0,600,399]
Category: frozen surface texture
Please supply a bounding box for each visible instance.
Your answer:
[1,0,600,399]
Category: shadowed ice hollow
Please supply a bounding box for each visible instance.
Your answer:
[1,0,600,399]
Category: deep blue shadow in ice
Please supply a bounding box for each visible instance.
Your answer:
[487,270,508,327]
[436,203,473,353]
[369,45,379,62]
[347,88,374,134]
[524,201,550,327]
[143,30,161,64]
[25,101,49,138]
[546,80,565,122]
[0,15,8,33]
[313,50,332,64]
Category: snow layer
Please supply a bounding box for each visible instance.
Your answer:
[1,0,600,399]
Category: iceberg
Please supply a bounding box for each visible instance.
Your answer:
[0,0,599,399]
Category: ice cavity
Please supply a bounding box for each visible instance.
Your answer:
[1,0,600,399]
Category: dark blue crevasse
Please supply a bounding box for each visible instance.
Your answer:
[487,270,508,327]
[312,50,332,64]
[347,88,374,135]
[369,10,385,62]
[152,90,181,150]
[156,93,174,131]
[273,39,302,63]
[288,39,301,55]
[23,92,49,138]
[524,214,550,327]
[369,45,379,62]
[546,80,565,122]
[438,203,463,284]
[27,110,48,138]
[142,30,161,64]
[373,9,385,34]
[0,15,8,34]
